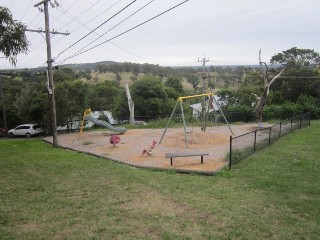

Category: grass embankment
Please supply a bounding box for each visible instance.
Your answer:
[0,121,319,239]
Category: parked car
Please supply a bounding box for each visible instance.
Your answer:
[0,128,6,137]
[8,124,43,138]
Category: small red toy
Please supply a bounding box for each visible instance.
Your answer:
[110,135,121,146]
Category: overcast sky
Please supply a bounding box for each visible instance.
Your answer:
[1,0,319,69]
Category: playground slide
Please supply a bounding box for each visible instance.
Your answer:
[84,116,127,133]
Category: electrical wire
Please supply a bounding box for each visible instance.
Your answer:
[10,0,16,9]
[56,0,137,59]
[58,0,103,25]
[50,0,154,64]
[60,0,124,35]
[19,0,34,22]
[63,0,156,61]
[58,0,190,64]
[48,0,123,54]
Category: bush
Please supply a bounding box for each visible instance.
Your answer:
[297,94,320,119]
[220,105,256,122]
[264,103,304,120]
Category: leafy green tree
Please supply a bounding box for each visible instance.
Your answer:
[0,77,23,128]
[266,90,285,105]
[270,47,320,68]
[55,80,89,132]
[115,72,121,84]
[131,75,169,117]
[130,75,137,82]
[270,48,320,103]
[76,69,92,80]
[165,75,184,94]
[109,63,123,74]
[113,75,176,120]
[87,81,120,111]
[14,83,47,124]
[95,64,109,73]
[132,63,140,77]
[241,71,263,87]
[53,68,77,83]
[0,6,29,65]
[112,91,129,120]
[296,94,320,118]
[186,74,199,92]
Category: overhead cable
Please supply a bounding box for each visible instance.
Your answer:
[56,0,137,59]
[59,0,189,64]
[66,0,155,59]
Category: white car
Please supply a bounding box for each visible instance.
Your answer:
[8,124,43,138]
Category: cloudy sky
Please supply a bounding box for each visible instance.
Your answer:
[1,0,319,69]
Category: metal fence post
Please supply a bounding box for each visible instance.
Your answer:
[290,117,293,132]
[269,127,271,146]
[229,135,232,169]
[279,122,282,138]
[254,130,257,151]
[308,113,311,126]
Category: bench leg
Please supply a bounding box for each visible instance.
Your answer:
[201,156,203,164]
[170,158,173,166]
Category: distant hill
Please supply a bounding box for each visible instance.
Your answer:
[62,61,117,71]
[1,61,263,73]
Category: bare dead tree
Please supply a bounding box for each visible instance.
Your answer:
[125,82,135,125]
[253,50,285,123]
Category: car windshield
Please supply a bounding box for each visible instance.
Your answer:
[33,125,39,130]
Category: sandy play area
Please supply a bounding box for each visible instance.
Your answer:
[43,124,257,174]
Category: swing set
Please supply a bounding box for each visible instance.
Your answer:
[159,93,234,148]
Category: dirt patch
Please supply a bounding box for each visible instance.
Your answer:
[44,124,257,174]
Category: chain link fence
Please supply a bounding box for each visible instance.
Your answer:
[229,113,311,169]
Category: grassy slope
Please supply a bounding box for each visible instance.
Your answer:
[0,121,319,240]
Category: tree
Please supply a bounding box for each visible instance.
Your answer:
[165,75,184,94]
[0,6,29,65]
[113,75,175,120]
[252,50,284,123]
[55,80,88,132]
[270,47,320,69]
[115,72,121,84]
[87,81,120,111]
[53,67,77,83]
[269,48,320,104]
[186,74,199,92]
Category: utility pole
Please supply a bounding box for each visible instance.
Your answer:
[197,57,209,131]
[32,0,69,147]
[197,56,209,94]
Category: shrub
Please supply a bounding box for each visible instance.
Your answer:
[219,105,255,122]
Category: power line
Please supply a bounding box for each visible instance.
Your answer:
[49,0,154,64]
[10,0,16,9]
[58,0,103,25]
[47,0,123,54]
[63,0,156,61]
[27,12,42,27]
[59,0,124,35]
[56,0,137,59]
[58,0,190,64]
[19,0,34,22]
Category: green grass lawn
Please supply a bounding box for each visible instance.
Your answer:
[0,121,320,239]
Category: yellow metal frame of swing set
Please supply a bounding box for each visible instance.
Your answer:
[178,93,214,102]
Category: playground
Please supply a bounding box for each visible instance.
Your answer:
[44,123,258,174]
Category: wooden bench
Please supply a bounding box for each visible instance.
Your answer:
[165,152,209,166]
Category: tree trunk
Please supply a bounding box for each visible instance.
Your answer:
[125,82,135,125]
